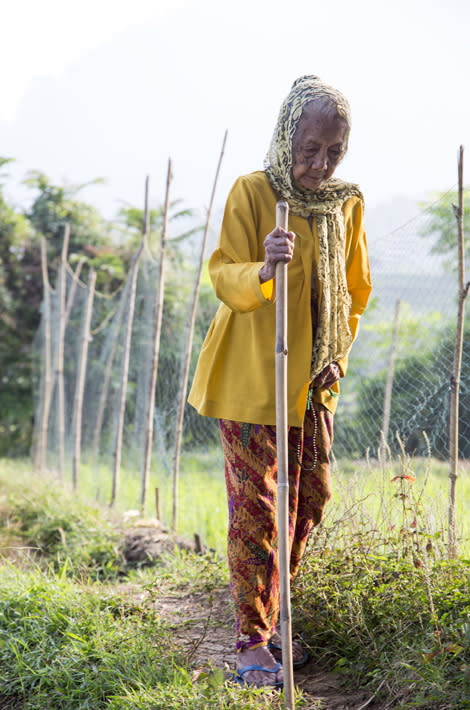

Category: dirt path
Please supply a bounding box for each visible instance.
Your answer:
[120,581,382,710]
[117,526,383,709]
[0,521,382,709]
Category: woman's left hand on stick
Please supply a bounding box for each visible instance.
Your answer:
[313,362,341,389]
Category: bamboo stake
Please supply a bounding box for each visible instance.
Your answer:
[35,237,52,474]
[381,298,401,454]
[35,254,85,475]
[140,159,173,514]
[72,269,96,490]
[57,224,70,480]
[171,130,227,531]
[155,487,161,522]
[448,145,469,558]
[91,289,126,462]
[64,258,86,322]
[275,200,295,710]
[110,178,148,506]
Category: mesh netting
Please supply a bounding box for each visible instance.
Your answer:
[32,191,469,513]
[335,196,468,460]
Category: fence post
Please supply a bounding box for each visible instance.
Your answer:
[448,145,469,558]
[72,268,96,490]
[35,237,52,474]
[110,179,148,507]
[91,290,126,463]
[381,298,401,455]
[57,224,70,480]
[172,130,227,531]
[140,159,172,514]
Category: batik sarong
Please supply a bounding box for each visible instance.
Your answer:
[219,398,333,651]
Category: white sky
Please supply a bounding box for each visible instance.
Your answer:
[1,0,469,221]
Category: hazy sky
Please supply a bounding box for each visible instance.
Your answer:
[2,0,469,223]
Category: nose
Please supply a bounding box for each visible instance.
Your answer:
[311,148,328,170]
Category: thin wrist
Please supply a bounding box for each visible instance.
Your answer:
[259,264,274,283]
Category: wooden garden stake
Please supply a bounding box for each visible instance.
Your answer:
[35,246,85,475]
[91,284,126,462]
[275,200,295,709]
[57,224,70,480]
[448,145,469,557]
[72,268,96,489]
[140,158,172,514]
[381,298,401,456]
[35,237,52,474]
[110,178,148,506]
[171,131,227,531]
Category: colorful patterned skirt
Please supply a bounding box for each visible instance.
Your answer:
[219,399,333,651]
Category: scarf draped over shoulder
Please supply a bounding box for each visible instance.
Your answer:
[264,75,364,379]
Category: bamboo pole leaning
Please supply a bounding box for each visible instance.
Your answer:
[448,145,469,558]
[140,158,173,514]
[91,290,126,463]
[35,253,85,475]
[381,298,401,456]
[72,269,96,490]
[35,237,52,474]
[171,131,227,532]
[275,200,295,710]
[36,228,81,476]
[110,178,149,507]
[57,224,70,481]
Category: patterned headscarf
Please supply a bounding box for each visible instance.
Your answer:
[264,75,364,380]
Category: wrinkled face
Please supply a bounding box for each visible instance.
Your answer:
[291,101,348,190]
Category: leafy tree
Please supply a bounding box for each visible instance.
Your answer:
[25,172,128,292]
[0,166,129,455]
[0,160,39,454]
[1,162,210,459]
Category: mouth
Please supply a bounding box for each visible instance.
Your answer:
[303,174,325,187]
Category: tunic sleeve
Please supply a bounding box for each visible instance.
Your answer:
[209,176,274,312]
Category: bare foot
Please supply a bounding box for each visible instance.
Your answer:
[269,631,308,666]
[236,645,283,687]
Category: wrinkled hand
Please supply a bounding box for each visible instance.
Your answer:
[313,362,341,389]
[259,227,296,283]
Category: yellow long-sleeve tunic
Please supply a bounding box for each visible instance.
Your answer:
[188,171,372,426]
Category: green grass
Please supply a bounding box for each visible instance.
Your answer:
[294,551,470,709]
[0,465,303,709]
[2,453,470,708]
[0,564,301,710]
[28,450,229,556]
[10,447,470,561]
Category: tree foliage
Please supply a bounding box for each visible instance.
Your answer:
[0,162,203,457]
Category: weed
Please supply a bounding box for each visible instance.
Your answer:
[0,477,125,580]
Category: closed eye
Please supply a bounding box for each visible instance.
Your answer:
[328,146,342,159]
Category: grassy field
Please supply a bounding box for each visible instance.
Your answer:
[1,454,470,709]
[27,449,469,558]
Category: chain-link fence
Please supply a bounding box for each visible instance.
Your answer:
[32,189,469,514]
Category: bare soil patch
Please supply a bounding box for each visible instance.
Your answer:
[120,524,382,709]
[151,584,380,710]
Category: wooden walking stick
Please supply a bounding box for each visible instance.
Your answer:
[275,200,295,709]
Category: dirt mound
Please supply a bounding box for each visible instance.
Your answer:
[123,519,206,564]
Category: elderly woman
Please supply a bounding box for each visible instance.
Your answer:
[188,75,371,688]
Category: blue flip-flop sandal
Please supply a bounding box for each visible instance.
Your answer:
[268,639,310,670]
[232,662,283,688]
